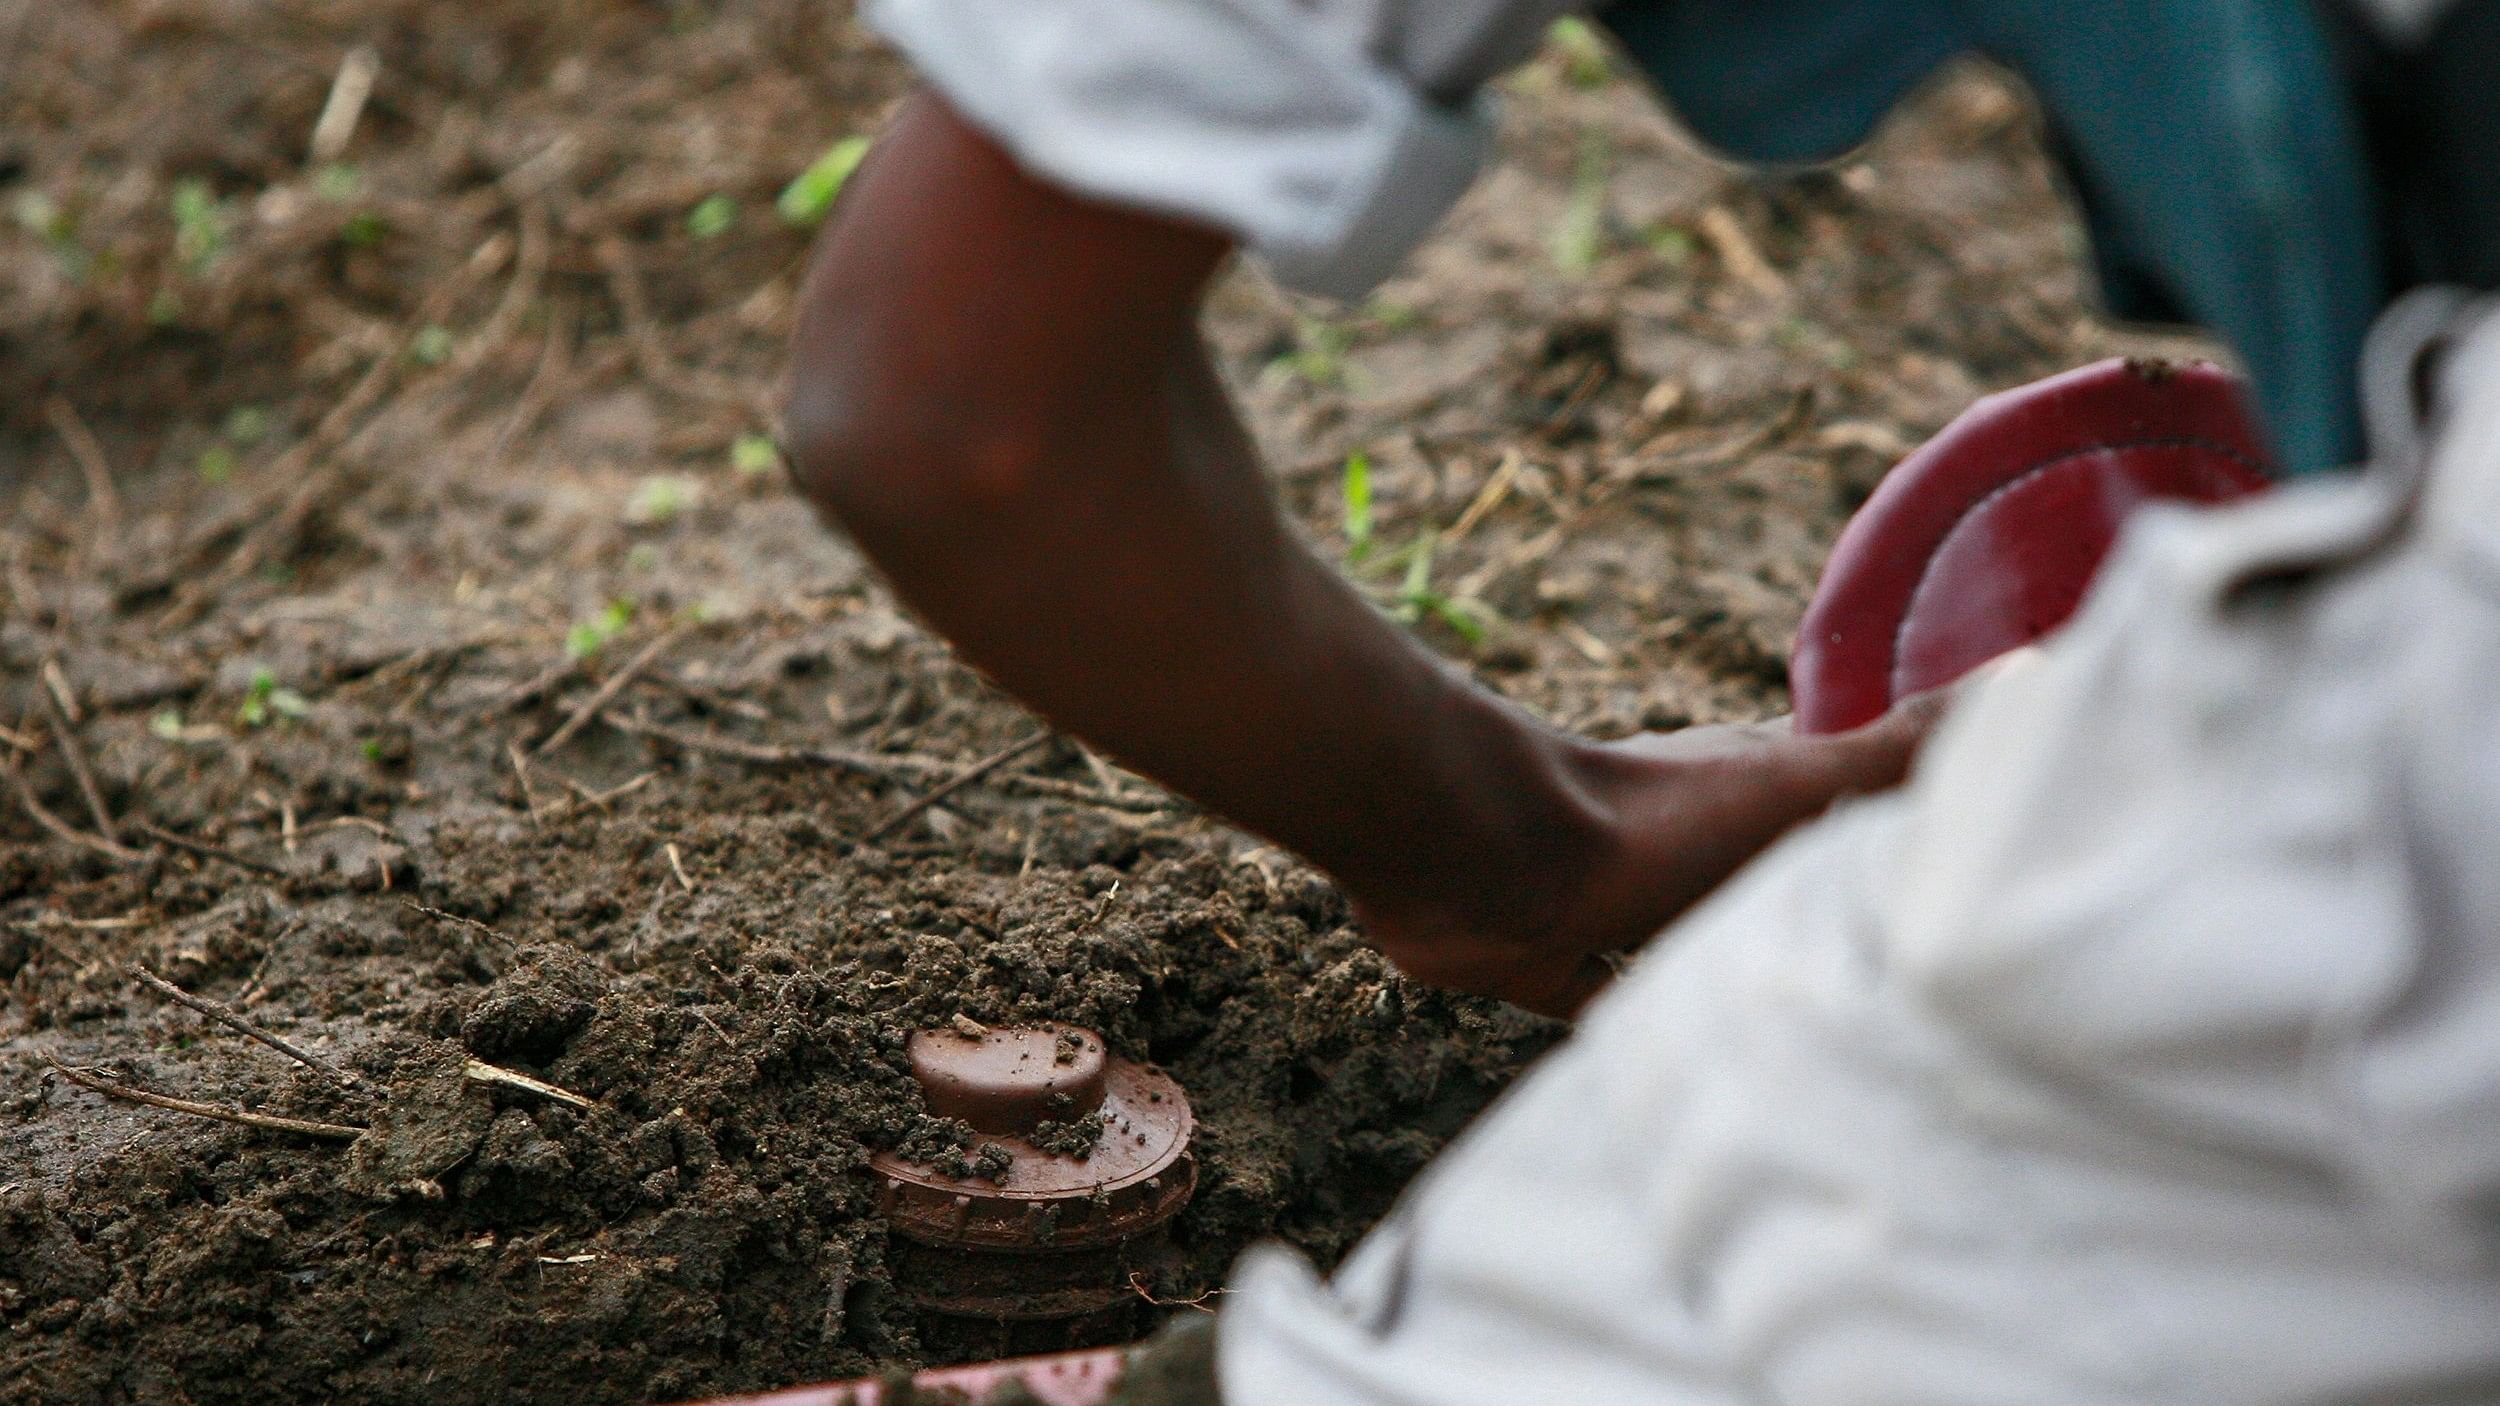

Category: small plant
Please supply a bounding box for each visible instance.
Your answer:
[778,136,872,226]
[688,194,738,239]
[313,164,365,201]
[408,324,455,366]
[1547,18,1614,89]
[338,211,387,248]
[626,474,699,525]
[196,444,237,484]
[360,737,387,763]
[731,433,782,478]
[1551,132,1611,276]
[1363,298,1422,332]
[1390,533,1487,645]
[222,405,270,446]
[13,190,89,279]
[566,599,636,660]
[169,178,232,276]
[1341,450,1376,561]
[1267,315,1356,388]
[1642,222,1696,266]
[236,669,310,728]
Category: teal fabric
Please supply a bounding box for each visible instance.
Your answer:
[1601,0,2383,475]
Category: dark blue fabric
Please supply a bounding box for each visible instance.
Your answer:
[1601,0,2383,475]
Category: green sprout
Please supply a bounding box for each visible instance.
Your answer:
[1642,222,1696,266]
[566,599,637,660]
[1268,315,1356,388]
[1363,298,1422,332]
[1551,132,1611,276]
[1547,17,1614,89]
[1341,450,1375,559]
[360,737,386,763]
[731,433,782,478]
[222,405,270,446]
[626,474,699,525]
[150,709,186,741]
[313,163,365,201]
[778,136,873,226]
[13,190,89,279]
[338,211,387,248]
[169,178,232,276]
[1389,533,1487,645]
[237,669,310,728]
[688,194,738,239]
[196,444,237,484]
[408,324,455,366]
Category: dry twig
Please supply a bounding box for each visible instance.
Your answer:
[36,684,117,844]
[402,902,517,949]
[132,820,285,877]
[131,965,360,1091]
[862,731,1054,843]
[42,397,120,532]
[41,1054,364,1142]
[463,1060,593,1110]
[536,625,685,757]
[3,753,142,863]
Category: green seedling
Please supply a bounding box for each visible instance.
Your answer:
[1341,451,1375,560]
[1364,298,1422,332]
[339,211,387,248]
[1389,533,1488,645]
[408,324,454,366]
[237,669,310,728]
[566,599,637,660]
[1268,315,1356,388]
[1774,315,1860,371]
[1643,222,1696,267]
[688,194,738,239]
[314,163,365,201]
[196,444,237,484]
[1548,17,1615,88]
[731,433,782,478]
[169,178,232,276]
[148,289,185,326]
[222,405,270,446]
[778,136,872,226]
[626,474,699,525]
[360,738,387,763]
[1551,132,1611,276]
[13,190,89,279]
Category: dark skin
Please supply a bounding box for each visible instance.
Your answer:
[784,94,1945,1019]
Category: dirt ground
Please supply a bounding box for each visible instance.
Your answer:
[1,4,2215,1403]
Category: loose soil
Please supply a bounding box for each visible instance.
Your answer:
[0,4,2216,1403]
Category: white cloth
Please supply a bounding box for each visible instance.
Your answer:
[862,0,1573,299]
[1218,304,2500,1403]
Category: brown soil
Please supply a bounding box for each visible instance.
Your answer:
[0,4,2212,1404]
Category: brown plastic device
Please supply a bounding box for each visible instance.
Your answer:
[868,1023,1195,1356]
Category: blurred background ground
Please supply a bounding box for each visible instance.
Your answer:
[0,4,2213,1403]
